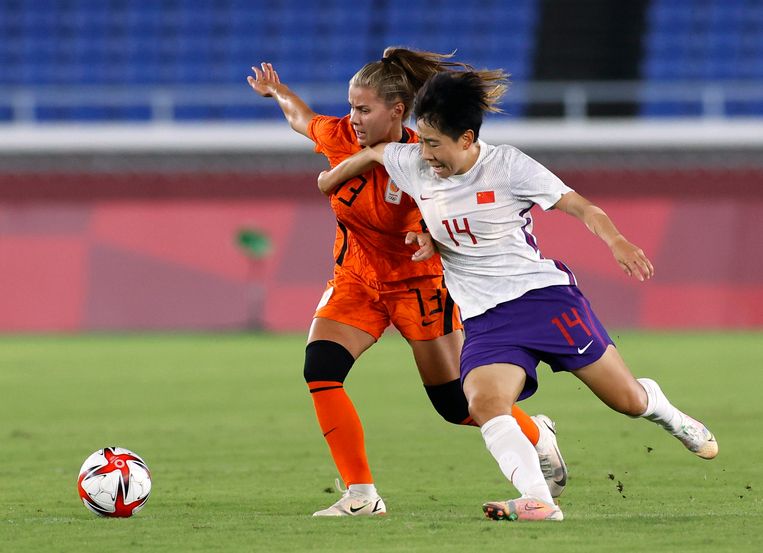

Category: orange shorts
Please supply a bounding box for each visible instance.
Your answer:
[314,271,463,341]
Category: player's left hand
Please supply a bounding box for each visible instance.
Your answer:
[405,231,436,262]
[247,62,281,97]
[611,236,654,281]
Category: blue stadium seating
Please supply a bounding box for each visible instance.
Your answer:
[5,0,761,121]
[0,0,539,121]
[641,0,763,116]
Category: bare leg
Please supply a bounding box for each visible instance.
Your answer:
[407,331,463,385]
[572,345,647,416]
[573,345,718,459]
[307,317,376,356]
[462,363,525,425]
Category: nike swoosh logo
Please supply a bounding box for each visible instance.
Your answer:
[577,340,594,354]
[323,427,337,437]
[523,504,546,511]
[541,421,556,436]
[422,320,436,327]
[349,502,371,513]
[551,444,567,487]
[372,499,383,513]
[539,419,567,487]
[419,195,433,200]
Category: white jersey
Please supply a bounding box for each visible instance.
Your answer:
[384,140,576,320]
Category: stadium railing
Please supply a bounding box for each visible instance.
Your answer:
[2,81,763,125]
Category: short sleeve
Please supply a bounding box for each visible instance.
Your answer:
[509,147,573,210]
[383,142,419,195]
[307,115,356,166]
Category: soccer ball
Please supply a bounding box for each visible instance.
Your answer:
[77,447,152,517]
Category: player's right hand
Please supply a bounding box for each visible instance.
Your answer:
[247,62,281,97]
[406,231,436,262]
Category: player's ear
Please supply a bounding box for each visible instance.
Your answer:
[392,102,405,119]
[461,129,475,149]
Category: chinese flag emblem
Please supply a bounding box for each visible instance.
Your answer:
[476,190,495,204]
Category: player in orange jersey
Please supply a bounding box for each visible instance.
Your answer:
[247,48,566,516]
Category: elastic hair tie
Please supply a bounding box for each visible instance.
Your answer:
[381,57,393,64]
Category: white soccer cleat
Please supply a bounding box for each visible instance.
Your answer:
[672,413,718,459]
[312,485,387,517]
[531,414,568,498]
[482,497,563,521]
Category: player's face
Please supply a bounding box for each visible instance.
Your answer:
[416,119,474,178]
[348,86,402,146]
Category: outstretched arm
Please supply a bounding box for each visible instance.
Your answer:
[554,191,655,281]
[317,143,387,195]
[247,62,316,137]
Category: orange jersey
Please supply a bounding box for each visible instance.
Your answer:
[308,115,443,284]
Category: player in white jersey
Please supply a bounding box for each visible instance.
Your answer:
[318,70,718,522]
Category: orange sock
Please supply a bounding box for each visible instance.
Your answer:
[464,405,539,444]
[308,381,373,485]
[459,415,478,426]
[512,404,540,446]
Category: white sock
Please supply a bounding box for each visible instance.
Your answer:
[638,378,683,434]
[348,483,377,497]
[481,414,553,504]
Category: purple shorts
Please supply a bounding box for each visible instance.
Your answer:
[460,285,614,401]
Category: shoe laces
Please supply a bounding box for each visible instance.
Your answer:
[537,454,554,480]
[334,478,350,497]
[535,432,555,479]
[333,477,379,502]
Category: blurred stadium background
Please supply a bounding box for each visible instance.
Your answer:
[1,0,762,333]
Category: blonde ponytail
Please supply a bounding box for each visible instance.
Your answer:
[350,47,474,119]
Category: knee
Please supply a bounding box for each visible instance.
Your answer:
[303,340,355,383]
[466,389,513,425]
[424,379,470,425]
[615,381,648,417]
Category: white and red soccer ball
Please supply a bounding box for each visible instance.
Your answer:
[77,447,152,517]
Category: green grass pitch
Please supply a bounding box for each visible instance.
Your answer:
[0,332,761,552]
